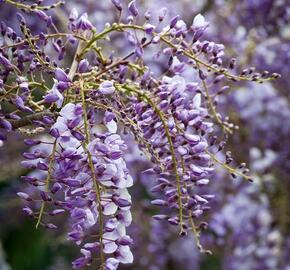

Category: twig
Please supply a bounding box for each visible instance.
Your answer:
[9,111,57,129]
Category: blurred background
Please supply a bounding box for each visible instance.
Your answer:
[0,0,289,269]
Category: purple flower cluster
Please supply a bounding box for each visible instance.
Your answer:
[131,74,214,234]
[211,182,282,270]
[0,0,286,269]
[20,103,134,269]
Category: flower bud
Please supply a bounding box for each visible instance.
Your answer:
[78,59,89,73]
[55,68,70,82]
[151,199,168,206]
[128,0,138,17]
[99,81,115,95]
[170,15,180,28]
[111,0,122,11]
[17,192,32,201]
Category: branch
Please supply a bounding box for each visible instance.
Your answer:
[10,111,57,129]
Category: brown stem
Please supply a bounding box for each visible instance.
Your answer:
[9,111,57,129]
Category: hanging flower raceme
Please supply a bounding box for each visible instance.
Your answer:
[121,74,214,242]
[19,103,134,269]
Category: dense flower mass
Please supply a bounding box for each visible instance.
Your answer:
[19,102,134,269]
[0,0,289,269]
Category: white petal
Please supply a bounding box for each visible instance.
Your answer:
[117,246,133,264]
[125,175,134,187]
[105,258,119,270]
[51,81,64,109]
[175,20,186,31]
[193,13,207,28]
[103,241,118,254]
[60,103,76,119]
[105,218,119,231]
[103,202,118,216]
[119,210,132,226]
[106,119,117,133]
[104,164,118,178]
[104,134,122,145]
[52,118,68,134]
[116,223,126,237]
[101,180,115,187]
[171,56,181,70]
[162,75,172,84]
[56,95,64,109]
[172,75,186,92]
[103,230,120,241]
[61,137,82,151]
[193,93,201,108]
[84,207,97,228]
[119,189,131,201]
[115,177,127,189]
[80,248,91,258]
